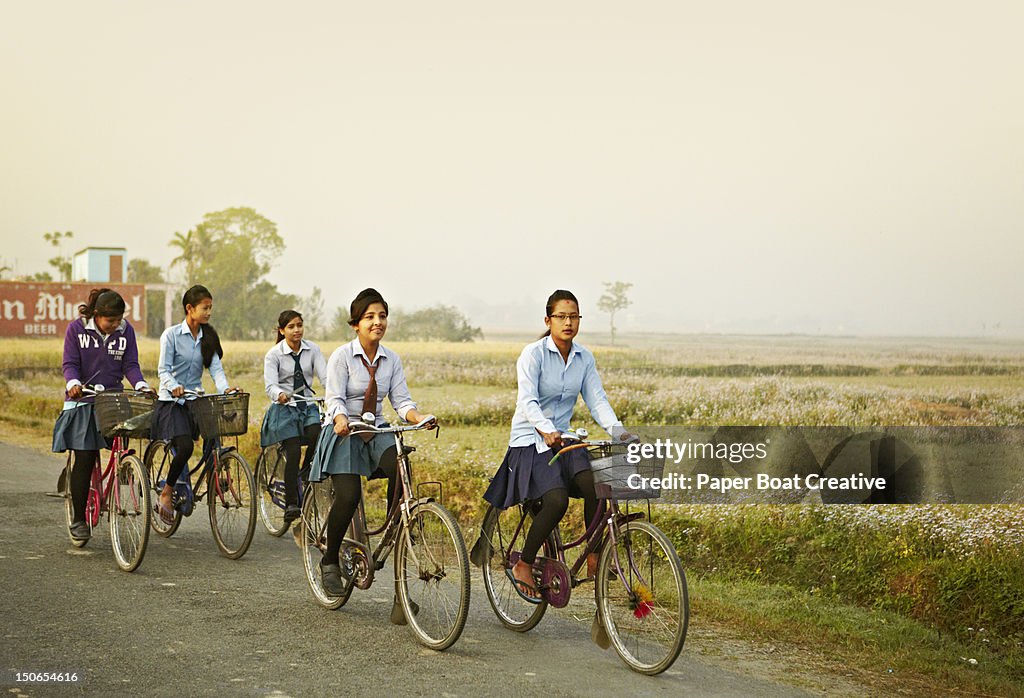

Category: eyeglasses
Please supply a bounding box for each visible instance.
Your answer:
[549,314,581,323]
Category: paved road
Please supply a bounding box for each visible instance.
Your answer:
[0,442,841,697]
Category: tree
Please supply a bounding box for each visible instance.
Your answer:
[168,228,211,284]
[43,231,74,281]
[330,306,352,340]
[185,207,290,339]
[301,286,326,339]
[597,281,632,345]
[127,258,167,338]
[388,305,483,342]
[127,258,165,284]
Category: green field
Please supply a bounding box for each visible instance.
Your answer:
[3,333,1023,694]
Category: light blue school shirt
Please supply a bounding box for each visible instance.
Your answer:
[324,339,416,423]
[263,338,328,403]
[157,320,229,402]
[509,336,622,450]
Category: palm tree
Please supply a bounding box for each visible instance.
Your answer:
[168,227,210,283]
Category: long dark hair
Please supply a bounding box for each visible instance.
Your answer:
[275,309,302,345]
[348,288,388,327]
[540,289,579,338]
[182,285,223,368]
[78,288,125,320]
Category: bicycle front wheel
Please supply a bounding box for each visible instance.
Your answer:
[144,440,182,537]
[301,480,350,609]
[478,504,549,632]
[256,445,289,536]
[207,450,256,559]
[109,454,151,572]
[395,501,470,651]
[597,520,688,675]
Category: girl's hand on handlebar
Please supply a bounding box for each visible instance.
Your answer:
[277,392,290,405]
[68,384,83,400]
[540,430,563,450]
[171,386,185,398]
[333,414,350,437]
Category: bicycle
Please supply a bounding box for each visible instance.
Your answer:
[144,390,257,559]
[475,430,689,675]
[58,387,154,572]
[300,414,471,651]
[255,395,325,537]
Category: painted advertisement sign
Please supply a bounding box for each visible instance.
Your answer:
[0,282,146,337]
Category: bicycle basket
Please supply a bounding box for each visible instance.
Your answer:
[192,393,249,439]
[93,390,156,439]
[590,448,665,500]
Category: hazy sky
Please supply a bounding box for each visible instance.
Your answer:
[2,1,1021,335]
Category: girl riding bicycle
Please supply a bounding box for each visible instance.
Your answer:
[482,289,626,601]
[153,285,240,524]
[53,288,152,542]
[261,309,327,524]
[309,288,436,597]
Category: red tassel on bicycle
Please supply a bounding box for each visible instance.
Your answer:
[632,583,654,619]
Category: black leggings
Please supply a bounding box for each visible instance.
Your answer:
[70,450,99,522]
[521,469,598,564]
[281,423,321,506]
[322,447,398,566]
[164,435,195,490]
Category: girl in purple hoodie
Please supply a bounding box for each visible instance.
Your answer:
[53,288,151,542]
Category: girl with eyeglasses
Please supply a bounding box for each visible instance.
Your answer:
[482,289,626,601]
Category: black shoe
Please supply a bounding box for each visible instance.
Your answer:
[70,520,91,542]
[283,505,301,524]
[320,559,347,596]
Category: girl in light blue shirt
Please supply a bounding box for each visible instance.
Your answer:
[261,309,328,522]
[152,285,238,524]
[483,289,624,601]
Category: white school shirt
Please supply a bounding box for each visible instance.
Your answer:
[508,336,622,451]
[324,339,416,423]
[263,338,328,402]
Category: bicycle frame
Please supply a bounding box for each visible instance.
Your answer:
[78,436,140,527]
[500,437,654,605]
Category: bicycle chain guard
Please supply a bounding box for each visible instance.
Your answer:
[509,551,572,608]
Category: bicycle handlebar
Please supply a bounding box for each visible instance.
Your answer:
[347,414,439,436]
[547,429,639,465]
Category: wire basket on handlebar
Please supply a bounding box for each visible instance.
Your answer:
[93,390,156,439]
[589,444,664,500]
[192,393,250,439]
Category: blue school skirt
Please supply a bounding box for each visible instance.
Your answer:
[260,402,320,448]
[151,400,199,442]
[52,403,107,452]
[483,444,591,509]
[308,427,396,482]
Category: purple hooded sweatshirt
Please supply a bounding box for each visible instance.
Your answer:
[61,317,149,399]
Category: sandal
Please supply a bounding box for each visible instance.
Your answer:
[505,568,542,605]
[156,497,176,525]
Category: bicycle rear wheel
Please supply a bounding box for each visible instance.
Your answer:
[596,520,688,675]
[301,480,351,609]
[395,501,470,651]
[256,445,289,536]
[144,440,182,537]
[478,504,549,632]
[208,450,256,559]
[109,454,151,572]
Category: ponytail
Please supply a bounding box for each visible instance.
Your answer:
[200,324,223,369]
[78,288,125,320]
